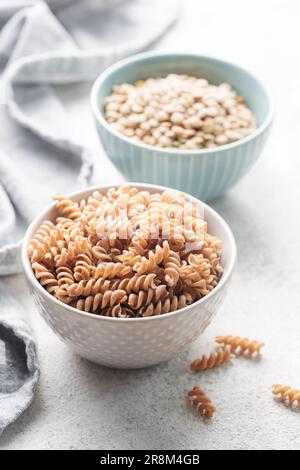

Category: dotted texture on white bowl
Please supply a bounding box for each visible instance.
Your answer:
[29,280,230,369]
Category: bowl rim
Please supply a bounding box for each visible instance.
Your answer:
[22,182,237,323]
[91,50,274,156]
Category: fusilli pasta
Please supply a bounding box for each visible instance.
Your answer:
[190,348,232,372]
[76,290,127,312]
[56,266,74,286]
[32,262,57,294]
[29,186,223,317]
[216,336,265,357]
[53,195,85,222]
[272,384,300,408]
[187,386,216,418]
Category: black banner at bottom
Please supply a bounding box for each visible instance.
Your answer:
[2,450,232,461]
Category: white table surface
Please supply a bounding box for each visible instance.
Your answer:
[1,0,300,451]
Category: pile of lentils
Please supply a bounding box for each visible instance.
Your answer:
[103,74,257,150]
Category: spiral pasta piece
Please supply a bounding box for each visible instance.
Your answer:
[191,348,232,372]
[53,195,85,222]
[29,220,54,251]
[128,235,149,256]
[93,262,131,280]
[216,336,265,357]
[83,191,104,220]
[56,266,74,286]
[110,274,157,295]
[32,263,57,294]
[56,218,85,243]
[67,278,112,297]
[134,241,170,275]
[29,221,58,264]
[118,250,142,267]
[91,245,111,262]
[188,386,216,418]
[161,190,186,206]
[103,304,135,318]
[74,253,94,281]
[130,273,157,293]
[54,286,73,304]
[128,285,167,311]
[29,239,48,264]
[140,292,192,317]
[76,290,127,313]
[95,215,134,241]
[164,250,181,287]
[128,289,155,310]
[55,239,90,267]
[272,384,300,407]
[124,274,157,293]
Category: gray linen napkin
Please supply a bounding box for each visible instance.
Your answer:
[0,286,39,435]
[0,0,178,435]
[0,0,179,274]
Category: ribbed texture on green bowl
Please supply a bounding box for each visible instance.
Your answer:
[92,53,273,201]
[97,123,271,201]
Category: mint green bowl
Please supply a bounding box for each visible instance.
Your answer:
[91,52,273,201]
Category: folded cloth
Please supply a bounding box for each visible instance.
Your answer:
[0,0,179,275]
[0,286,39,436]
[0,0,178,435]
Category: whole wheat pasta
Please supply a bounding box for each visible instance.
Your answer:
[91,245,112,262]
[54,286,73,304]
[73,252,94,281]
[139,292,193,317]
[103,304,135,318]
[54,239,90,268]
[56,218,85,242]
[128,285,169,311]
[164,251,181,287]
[56,266,75,286]
[67,278,112,297]
[187,386,216,418]
[76,290,127,313]
[29,186,223,317]
[93,262,132,280]
[29,221,55,261]
[124,273,157,294]
[191,348,232,372]
[118,250,142,267]
[272,384,300,408]
[216,336,265,357]
[128,289,156,310]
[133,240,170,275]
[128,235,149,256]
[32,262,57,294]
[53,195,85,222]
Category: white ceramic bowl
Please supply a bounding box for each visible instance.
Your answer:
[22,183,236,369]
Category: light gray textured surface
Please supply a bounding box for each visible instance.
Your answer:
[1,0,300,450]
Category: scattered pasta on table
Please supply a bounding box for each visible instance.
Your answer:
[188,386,216,419]
[272,384,300,408]
[190,348,232,372]
[215,335,265,357]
